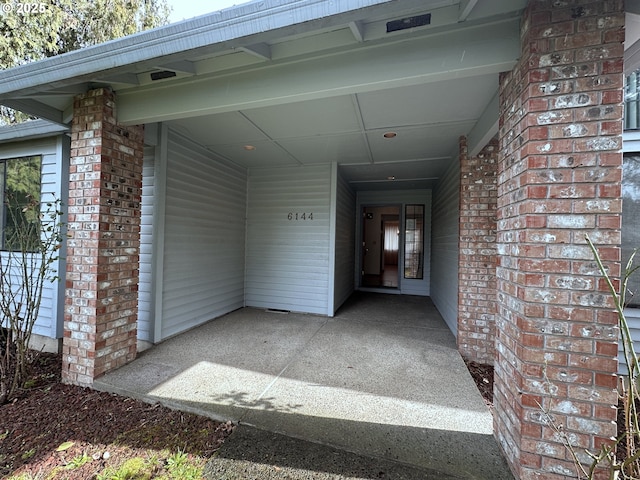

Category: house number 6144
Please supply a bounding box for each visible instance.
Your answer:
[287,212,313,220]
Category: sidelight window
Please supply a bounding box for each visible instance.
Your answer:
[404,204,424,279]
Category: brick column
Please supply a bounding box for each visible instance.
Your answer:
[494,1,624,478]
[458,137,498,365]
[63,88,143,386]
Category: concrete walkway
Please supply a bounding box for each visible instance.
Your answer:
[94,292,513,479]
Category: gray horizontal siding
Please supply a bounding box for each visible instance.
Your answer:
[334,170,356,313]
[137,146,156,343]
[0,137,67,340]
[620,308,640,375]
[619,144,640,374]
[246,165,331,314]
[430,160,460,335]
[161,129,247,339]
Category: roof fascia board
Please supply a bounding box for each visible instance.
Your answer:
[0,0,397,98]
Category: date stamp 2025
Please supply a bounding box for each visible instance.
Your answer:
[1,2,47,15]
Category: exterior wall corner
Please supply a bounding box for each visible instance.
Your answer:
[458,136,499,365]
[493,1,625,478]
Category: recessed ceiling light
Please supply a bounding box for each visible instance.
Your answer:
[244,145,256,151]
[383,132,397,138]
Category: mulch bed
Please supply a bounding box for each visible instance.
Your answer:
[465,360,640,472]
[0,352,233,479]
[465,360,494,412]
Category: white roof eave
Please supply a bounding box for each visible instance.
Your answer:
[0,119,69,143]
[0,0,395,99]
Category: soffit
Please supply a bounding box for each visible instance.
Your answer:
[0,0,529,191]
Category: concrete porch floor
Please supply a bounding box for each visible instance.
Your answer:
[94,292,513,479]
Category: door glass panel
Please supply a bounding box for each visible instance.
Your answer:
[404,204,424,279]
[361,206,400,288]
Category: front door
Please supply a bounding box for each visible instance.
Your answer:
[361,205,400,289]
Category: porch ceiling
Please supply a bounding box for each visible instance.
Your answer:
[0,0,529,191]
[166,74,498,191]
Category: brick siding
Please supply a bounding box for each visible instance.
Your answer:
[458,137,499,365]
[494,1,624,478]
[62,88,143,386]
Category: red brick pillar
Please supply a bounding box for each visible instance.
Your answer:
[494,1,624,478]
[458,137,498,365]
[63,88,143,386]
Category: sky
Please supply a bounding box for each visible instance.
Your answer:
[165,0,250,23]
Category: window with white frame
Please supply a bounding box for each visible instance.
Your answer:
[623,153,640,307]
[0,155,42,251]
[625,70,640,130]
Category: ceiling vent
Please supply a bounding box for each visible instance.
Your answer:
[386,13,431,33]
[150,70,177,81]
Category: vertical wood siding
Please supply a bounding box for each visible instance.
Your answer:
[0,137,67,339]
[333,170,356,313]
[246,164,331,314]
[356,189,431,296]
[137,145,155,342]
[160,129,247,339]
[430,160,460,335]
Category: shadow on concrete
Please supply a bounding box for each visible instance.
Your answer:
[206,423,469,479]
[94,292,513,479]
[131,388,512,479]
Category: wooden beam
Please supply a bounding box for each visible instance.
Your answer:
[458,0,478,22]
[349,21,365,42]
[95,72,140,86]
[117,19,520,125]
[158,60,197,74]
[2,99,66,126]
[240,43,272,61]
[467,89,498,157]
